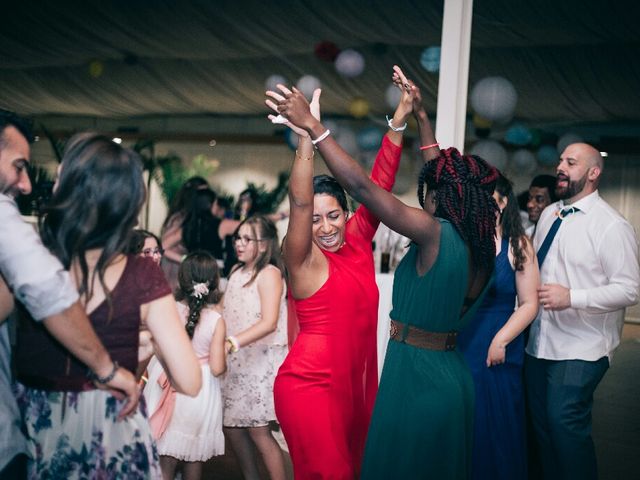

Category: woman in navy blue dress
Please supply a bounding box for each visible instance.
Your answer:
[458,173,540,479]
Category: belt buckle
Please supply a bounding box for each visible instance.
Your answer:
[445,331,457,351]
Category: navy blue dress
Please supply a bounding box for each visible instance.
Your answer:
[458,237,526,480]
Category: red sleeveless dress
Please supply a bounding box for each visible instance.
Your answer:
[274,137,401,479]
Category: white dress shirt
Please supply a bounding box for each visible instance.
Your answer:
[0,193,79,469]
[526,190,640,361]
[0,194,78,320]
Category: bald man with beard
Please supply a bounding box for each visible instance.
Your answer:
[524,143,640,480]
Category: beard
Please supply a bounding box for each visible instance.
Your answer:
[555,171,588,200]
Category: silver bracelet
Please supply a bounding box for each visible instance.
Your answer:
[386,115,407,132]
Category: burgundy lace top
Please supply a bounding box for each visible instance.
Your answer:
[16,255,171,391]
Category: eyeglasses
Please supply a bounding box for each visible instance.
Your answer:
[141,248,164,257]
[232,234,263,246]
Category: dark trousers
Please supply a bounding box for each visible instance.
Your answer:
[0,453,27,480]
[524,354,609,480]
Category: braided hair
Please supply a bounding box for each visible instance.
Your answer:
[417,147,499,271]
[175,251,222,338]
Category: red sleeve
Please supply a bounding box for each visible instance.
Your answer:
[348,134,402,241]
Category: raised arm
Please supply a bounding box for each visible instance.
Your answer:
[266,87,327,298]
[392,65,440,163]
[276,87,438,246]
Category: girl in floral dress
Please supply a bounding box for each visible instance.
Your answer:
[222,215,288,480]
[145,251,227,480]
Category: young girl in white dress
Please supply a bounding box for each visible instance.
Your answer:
[222,215,288,480]
[145,251,227,480]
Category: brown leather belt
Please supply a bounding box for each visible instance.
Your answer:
[389,320,457,352]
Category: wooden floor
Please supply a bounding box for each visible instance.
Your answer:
[200,323,640,479]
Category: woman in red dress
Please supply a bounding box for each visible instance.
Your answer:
[265,75,414,478]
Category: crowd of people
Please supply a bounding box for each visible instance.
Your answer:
[0,63,638,480]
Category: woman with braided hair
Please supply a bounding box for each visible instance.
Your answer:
[145,251,227,480]
[274,66,499,478]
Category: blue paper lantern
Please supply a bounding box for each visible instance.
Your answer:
[505,123,532,146]
[356,126,384,151]
[536,145,559,166]
[420,47,441,73]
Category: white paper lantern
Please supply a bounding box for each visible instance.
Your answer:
[511,149,537,173]
[264,74,287,93]
[296,75,322,100]
[470,140,508,171]
[385,84,402,109]
[470,77,518,122]
[335,49,365,78]
[557,132,583,154]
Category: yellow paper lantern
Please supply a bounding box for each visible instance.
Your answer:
[88,60,104,78]
[472,114,492,129]
[349,97,369,118]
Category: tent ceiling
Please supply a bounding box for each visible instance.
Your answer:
[1,0,639,137]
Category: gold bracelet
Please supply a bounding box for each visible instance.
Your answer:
[295,149,315,162]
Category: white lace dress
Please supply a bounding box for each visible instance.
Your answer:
[222,265,288,427]
[144,303,224,461]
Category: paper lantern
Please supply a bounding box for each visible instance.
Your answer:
[470,76,518,122]
[536,145,559,166]
[470,140,508,172]
[349,97,369,118]
[557,132,583,154]
[88,60,104,78]
[296,75,321,100]
[420,46,441,73]
[505,123,532,146]
[335,49,365,78]
[472,114,493,129]
[265,74,287,93]
[385,84,402,109]
[357,126,384,151]
[314,41,339,62]
[511,149,537,173]
[335,127,358,156]
[529,128,543,147]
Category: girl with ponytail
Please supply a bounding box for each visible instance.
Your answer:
[145,251,226,480]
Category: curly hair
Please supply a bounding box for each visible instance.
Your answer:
[175,251,222,338]
[417,147,499,271]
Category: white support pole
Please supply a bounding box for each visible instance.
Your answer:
[435,0,474,152]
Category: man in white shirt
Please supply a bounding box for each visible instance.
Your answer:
[0,110,139,478]
[525,142,640,480]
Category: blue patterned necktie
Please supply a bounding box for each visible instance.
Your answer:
[536,206,580,267]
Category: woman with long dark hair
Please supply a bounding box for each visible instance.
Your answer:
[458,173,539,479]
[15,133,201,478]
[272,66,499,478]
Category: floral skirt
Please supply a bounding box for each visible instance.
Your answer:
[15,384,161,479]
[222,343,287,427]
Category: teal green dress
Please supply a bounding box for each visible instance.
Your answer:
[361,220,486,479]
